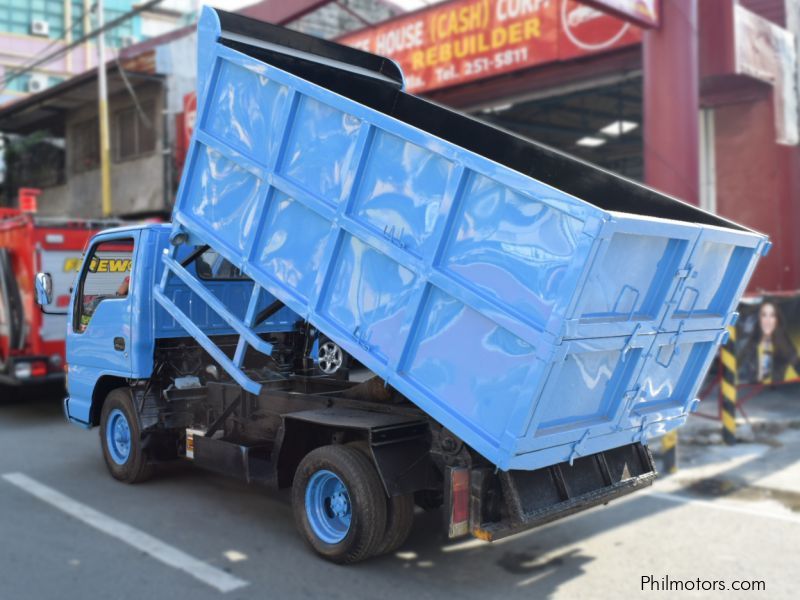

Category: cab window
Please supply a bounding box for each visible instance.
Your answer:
[74,238,134,333]
[195,249,247,280]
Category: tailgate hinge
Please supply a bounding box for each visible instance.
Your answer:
[675,263,695,279]
[568,430,591,466]
[622,323,643,357]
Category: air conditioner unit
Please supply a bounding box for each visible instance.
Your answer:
[120,35,136,47]
[27,75,48,93]
[31,19,49,36]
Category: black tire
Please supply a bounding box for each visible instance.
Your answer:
[292,445,387,564]
[99,388,153,484]
[374,493,415,556]
[344,440,415,556]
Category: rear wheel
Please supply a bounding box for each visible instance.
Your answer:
[292,445,387,564]
[99,388,153,484]
[374,493,415,556]
[345,440,415,555]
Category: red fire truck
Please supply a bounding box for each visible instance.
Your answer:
[0,206,114,387]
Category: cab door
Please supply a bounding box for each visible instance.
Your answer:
[65,233,138,425]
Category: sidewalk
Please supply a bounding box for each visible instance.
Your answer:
[652,382,800,511]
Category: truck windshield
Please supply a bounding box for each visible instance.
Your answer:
[75,238,134,333]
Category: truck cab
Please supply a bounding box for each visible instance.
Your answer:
[63,223,309,426]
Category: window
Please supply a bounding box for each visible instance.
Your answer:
[114,101,156,161]
[74,238,134,333]
[195,249,248,280]
[71,118,99,173]
[0,0,65,39]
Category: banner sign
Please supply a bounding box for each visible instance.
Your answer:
[577,0,660,29]
[339,0,640,94]
[734,5,798,146]
[735,295,800,385]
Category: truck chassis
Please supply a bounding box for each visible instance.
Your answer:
[98,332,655,562]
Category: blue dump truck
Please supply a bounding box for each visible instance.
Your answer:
[35,8,769,563]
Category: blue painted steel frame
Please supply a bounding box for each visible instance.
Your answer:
[163,7,768,471]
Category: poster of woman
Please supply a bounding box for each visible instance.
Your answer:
[737,297,800,384]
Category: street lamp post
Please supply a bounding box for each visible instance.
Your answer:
[96,0,112,217]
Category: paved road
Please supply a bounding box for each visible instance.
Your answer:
[1,386,797,599]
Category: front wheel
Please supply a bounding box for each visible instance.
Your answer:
[99,388,153,484]
[292,445,387,564]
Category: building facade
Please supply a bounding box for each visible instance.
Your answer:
[0,0,796,294]
[338,0,800,294]
[0,0,192,106]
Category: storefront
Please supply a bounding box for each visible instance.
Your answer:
[341,1,645,171]
[339,0,800,294]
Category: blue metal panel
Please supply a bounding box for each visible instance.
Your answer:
[404,287,540,443]
[206,59,292,160]
[182,144,267,257]
[252,190,333,303]
[516,332,653,455]
[626,329,723,429]
[440,171,587,334]
[351,129,459,257]
[661,226,766,332]
[281,96,364,205]
[321,234,421,367]
[165,7,768,471]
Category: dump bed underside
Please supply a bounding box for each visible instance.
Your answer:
[163,8,767,471]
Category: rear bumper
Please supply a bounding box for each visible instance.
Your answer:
[469,443,656,541]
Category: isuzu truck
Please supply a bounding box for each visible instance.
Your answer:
[36,8,768,563]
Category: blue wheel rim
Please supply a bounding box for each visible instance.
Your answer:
[106,408,131,465]
[305,469,352,544]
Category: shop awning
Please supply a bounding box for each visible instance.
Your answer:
[0,66,163,136]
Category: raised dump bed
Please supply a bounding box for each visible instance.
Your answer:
[168,8,768,471]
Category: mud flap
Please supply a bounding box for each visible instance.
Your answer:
[470,443,656,541]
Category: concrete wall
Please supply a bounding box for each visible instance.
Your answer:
[37,80,165,218]
[714,95,800,293]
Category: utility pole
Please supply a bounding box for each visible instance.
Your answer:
[96,0,112,216]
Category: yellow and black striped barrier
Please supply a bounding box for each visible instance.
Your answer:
[720,325,738,445]
[660,430,678,473]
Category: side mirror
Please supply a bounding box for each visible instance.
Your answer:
[35,272,53,306]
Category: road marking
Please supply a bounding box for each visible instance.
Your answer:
[647,489,800,526]
[2,473,249,593]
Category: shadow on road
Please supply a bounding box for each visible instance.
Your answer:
[0,384,65,427]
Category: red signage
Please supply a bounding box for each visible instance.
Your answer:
[182,92,197,148]
[339,0,640,94]
[18,187,41,213]
[175,92,197,174]
[577,0,660,29]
